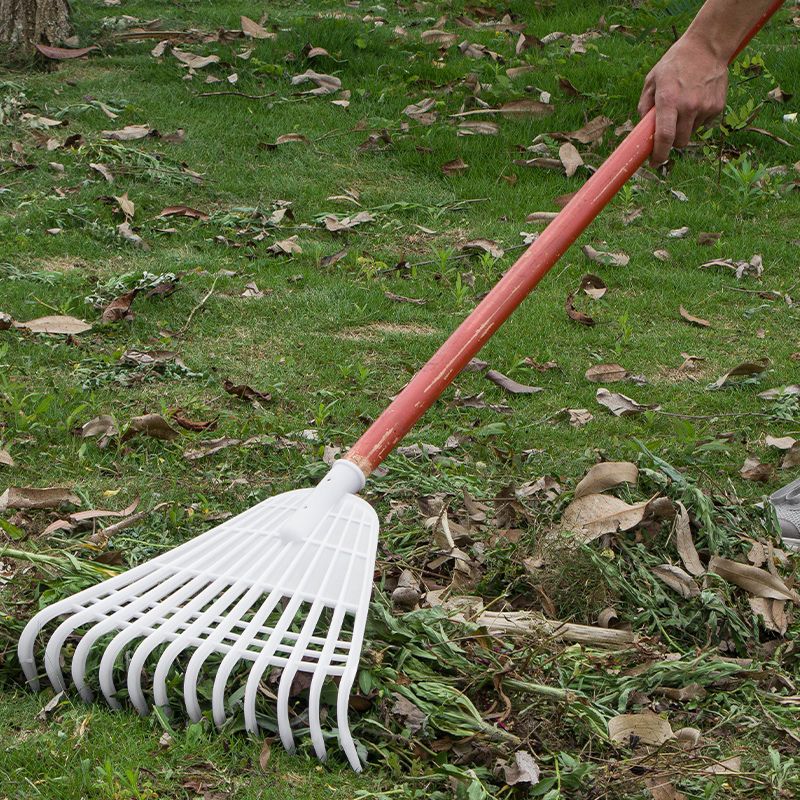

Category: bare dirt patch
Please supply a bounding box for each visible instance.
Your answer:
[335,322,439,341]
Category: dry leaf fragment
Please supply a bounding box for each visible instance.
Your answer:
[485,370,543,395]
[290,70,341,95]
[652,564,701,598]
[766,435,797,450]
[101,124,153,141]
[758,385,800,400]
[558,115,613,145]
[0,449,14,468]
[653,249,671,261]
[499,751,540,786]
[76,415,118,447]
[117,222,149,250]
[390,694,426,733]
[580,273,607,299]
[420,30,458,47]
[0,312,12,330]
[261,133,310,150]
[553,408,593,427]
[323,211,374,232]
[102,290,137,323]
[89,162,114,182]
[675,502,704,576]
[574,461,638,498]
[457,120,499,136]
[740,456,774,482]
[268,236,302,255]
[585,364,628,383]
[35,43,99,59]
[320,249,348,267]
[241,282,264,298]
[18,315,92,335]
[498,99,553,117]
[565,291,594,326]
[125,414,179,441]
[241,16,276,39]
[582,244,630,267]
[697,231,721,246]
[608,713,674,746]
[114,192,135,220]
[385,291,425,306]
[223,379,271,403]
[0,487,80,512]
[183,437,242,460]
[596,388,660,416]
[709,556,799,602]
[558,142,583,177]
[69,499,140,523]
[679,306,710,328]
[561,494,649,542]
[668,226,690,239]
[442,157,469,175]
[157,205,209,220]
[711,360,768,388]
[172,49,220,69]
[460,239,504,259]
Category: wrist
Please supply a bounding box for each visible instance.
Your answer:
[681,27,732,62]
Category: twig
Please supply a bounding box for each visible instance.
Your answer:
[178,273,222,336]
[655,410,774,420]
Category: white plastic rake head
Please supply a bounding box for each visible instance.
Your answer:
[19,460,378,771]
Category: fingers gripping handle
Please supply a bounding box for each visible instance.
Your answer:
[279,459,366,541]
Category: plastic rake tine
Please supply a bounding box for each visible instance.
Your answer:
[16,3,780,771]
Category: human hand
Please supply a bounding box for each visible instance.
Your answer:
[637,34,729,166]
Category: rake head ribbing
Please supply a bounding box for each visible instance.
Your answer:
[19,463,378,772]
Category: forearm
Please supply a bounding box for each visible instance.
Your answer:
[683,0,781,61]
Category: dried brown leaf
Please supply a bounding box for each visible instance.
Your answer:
[596,388,659,416]
[608,713,674,746]
[19,315,92,335]
[223,379,271,403]
[740,456,774,482]
[0,487,80,512]
[558,141,583,177]
[158,205,209,220]
[679,306,710,328]
[561,494,649,542]
[460,239,504,259]
[101,124,153,141]
[442,157,469,175]
[126,414,179,441]
[565,291,594,326]
[241,16,276,39]
[585,364,628,383]
[35,44,99,59]
[652,564,701,598]
[675,502,704,576]
[582,244,630,267]
[102,290,137,323]
[290,70,341,95]
[485,369,543,395]
[579,273,607,299]
[574,461,638,498]
[709,556,799,602]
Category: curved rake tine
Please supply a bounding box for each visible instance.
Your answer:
[72,572,214,705]
[243,593,307,735]
[276,599,326,754]
[43,568,182,692]
[211,587,285,728]
[18,564,159,689]
[337,602,370,772]
[98,575,224,709]
[183,581,268,721]
[151,580,250,711]
[308,606,347,763]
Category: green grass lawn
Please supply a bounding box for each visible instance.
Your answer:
[1,0,799,798]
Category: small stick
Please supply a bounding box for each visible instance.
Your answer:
[178,273,222,336]
[197,91,277,100]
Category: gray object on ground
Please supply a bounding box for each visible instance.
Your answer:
[769,477,800,551]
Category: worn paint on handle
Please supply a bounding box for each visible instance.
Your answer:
[345,0,783,477]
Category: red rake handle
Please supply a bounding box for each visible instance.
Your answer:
[345,1,783,477]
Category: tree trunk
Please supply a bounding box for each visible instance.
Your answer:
[0,0,71,54]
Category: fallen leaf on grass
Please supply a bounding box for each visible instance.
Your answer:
[652,564,701,598]
[390,694,426,733]
[125,414,179,441]
[89,162,114,182]
[653,249,670,262]
[457,120,499,136]
[241,282,264,298]
[114,192,135,220]
[585,364,628,383]
[485,370,543,395]
[261,133,310,150]
[740,456,774,483]
[574,461,638,498]
[0,312,12,330]
[608,713,674,746]
[320,248,348,267]
[18,315,92,335]
[667,226,690,239]
[172,49,220,69]
[442,157,469,175]
[102,290,137,323]
[766,435,797,450]
[403,97,437,123]
[553,408,593,427]
[183,437,242,460]
[679,306,710,328]
[171,410,217,432]
[583,244,629,267]
[290,70,341,95]
[76,415,118,447]
[323,212,374,232]
[117,222,149,250]
[558,142,583,177]
[101,124,154,141]
[709,556,799,602]
[699,254,763,279]
[499,99,553,117]
[69,498,140,523]
[561,494,649,542]
[241,15,276,39]
[711,360,768,388]
[21,113,65,128]
[0,449,14,468]
[498,751,540,786]
[268,236,302,255]
[580,273,607,299]
[596,388,659,416]
[565,291,594,326]
[158,205,209,220]
[697,232,721,246]
[675,502,704,576]
[223,379,271,403]
[460,239,504,259]
[557,115,613,145]
[750,597,789,635]
[780,445,800,469]
[758,385,800,400]
[420,29,458,47]
[35,43,99,59]
[0,487,80,512]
